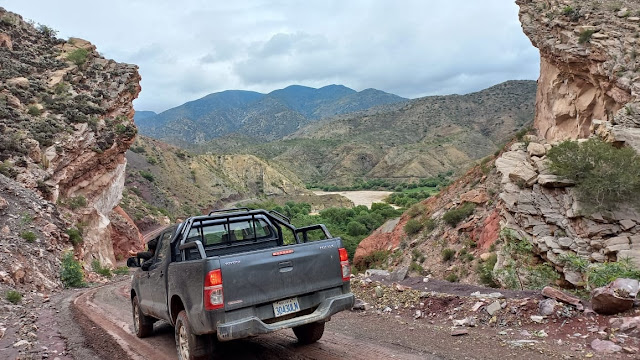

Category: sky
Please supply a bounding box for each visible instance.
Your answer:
[1,0,540,113]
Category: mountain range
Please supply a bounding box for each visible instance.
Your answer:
[135,85,407,143]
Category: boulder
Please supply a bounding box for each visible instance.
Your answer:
[591,339,622,353]
[537,174,575,187]
[527,142,547,157]
[541,286,581,306]
[538,299,557,316]
[460,189,489,204]
[364,269,390,277]
[591,278,639,315]
[485,301,502,316]
[508,163,538,186]
[389,266,408,282]
[609,316,640,335]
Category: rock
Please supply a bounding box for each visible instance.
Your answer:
[374,286,383,298]
[480,252,494,261]
[7,77,29,89]
[460,189,489,204]
[620,219,636,231]
[450,328,469,336]
[382,306,392,313]
[610,278,640,297]
[591,279,637,315]
[471,291,504,299]
[471,302,484,312]
[538,299,557,316]
[628,17,640,22]
[590,339,622,353]
[0,33,12,50]
[0,196,7,211]
[509,163,538,186]
[541,286,582,306]
[452,317,477,327]
[537,174,575,187]
[393,283,410,292]
[364,269,390,277]
[623,346,638,354]
[352,298,369,311]
[13,339,30,348]
[609,316,640,334]
[389,266,408,282]
[486,301,501,316]
[564,270,584,287]
[527,142,547,157]
[0,327,5,339]
[530,315,545,323]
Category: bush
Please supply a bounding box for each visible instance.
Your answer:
[587,258,640,289]
[5,290,22,304]
[547,139,640,211]
[92,260,112,278]
[130,145,146,154]
[442,202,475,227]
[20,231,36,242]
[27,105,42,116]
[356,250,390,271]
[578,29,595,44]
[60,252,86,288]
[139,170,155,182]
[445,273,459,282]
[409,261,424,274]
[442,248,456,262]
[404,219,423,235]
[67,48,89,66]
[346,221,368,236]
[477,253,498,287]
[36,24,58,38]
[67,195,87,210]
[407,204,425,218]
[113,266,129,275]
[66,227,83,246]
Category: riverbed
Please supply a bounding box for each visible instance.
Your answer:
[312,190,394,208]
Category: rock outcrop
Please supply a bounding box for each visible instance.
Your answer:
[0,8,141,268]
[517,0,640,150]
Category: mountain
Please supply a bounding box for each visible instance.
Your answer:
[221,80,538,185]
[133,110,157,123]
[135,85,407,143]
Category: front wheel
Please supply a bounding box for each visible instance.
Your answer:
[175,310,213,360]
[293,321,325,344]
[132,296,153,338]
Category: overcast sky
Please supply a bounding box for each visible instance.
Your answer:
[2,0,540,113]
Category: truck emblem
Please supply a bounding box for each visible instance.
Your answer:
[319,244,335,250]
[227,300,243,305]
[224,260,241,266]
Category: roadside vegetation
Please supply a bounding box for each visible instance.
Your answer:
[245,200,401,260]
[60,252,86,288]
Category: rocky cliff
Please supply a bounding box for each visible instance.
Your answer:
[517,0,640,148]
[0,8,142,269]
[355,0,640,289]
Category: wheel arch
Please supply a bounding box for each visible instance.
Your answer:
[170,294,185,325]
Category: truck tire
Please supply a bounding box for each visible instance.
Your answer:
[132,296,154,338]
[293,321,325,344]
[175,310,213,360]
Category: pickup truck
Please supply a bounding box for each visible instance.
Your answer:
[127,208,355,360]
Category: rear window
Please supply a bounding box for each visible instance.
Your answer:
[186,219,273,246]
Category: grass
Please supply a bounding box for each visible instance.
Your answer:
[442,248,456,262]
[92,260,112,278]
[113,266,129,275]
[20,231,36,242]
[442,202,475,227]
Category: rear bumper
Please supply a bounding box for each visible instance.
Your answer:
[216,292,354,341]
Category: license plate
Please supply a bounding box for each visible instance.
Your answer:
[273,298,300,317]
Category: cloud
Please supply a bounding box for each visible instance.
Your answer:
[2,0,540,112]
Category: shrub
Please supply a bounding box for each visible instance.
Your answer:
[113,266,129,275]
[423,218,436,232]
[146,156,158,165]
[442,202,475,227]
[356,250,390,271]
[139,170,155,182]
[130,145,146,154]
[20,231,36,242]
[578,29,595,44]
[60,252,86,288]
[586,258,640,289]
[445,273,459,282]
[411,249,425,263]
[27,105,42,116]
[67,48,89,66]
[442,248,456,262]
[346,221,368,236]
[67,195,87,210]
[36,24,58,38]
[92,259,112,278]
[404,219,423,235]
[5,290,22,304]
[477,253,498,287]
[66,227,83,246]
[409,261,424,274]
[407,204,425,218]
[547,139,640,211]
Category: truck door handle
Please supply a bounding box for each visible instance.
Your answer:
[279,261,293,273]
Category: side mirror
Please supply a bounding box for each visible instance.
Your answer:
[126,257,140,268]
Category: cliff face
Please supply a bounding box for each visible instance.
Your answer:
[517,0,640,148]
[0,8,142,267]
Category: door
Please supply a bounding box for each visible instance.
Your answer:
[139,234,160,313]
[147,230,173,319]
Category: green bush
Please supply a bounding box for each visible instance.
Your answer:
[409,261,424,274]
[445,273,459,282]
[587,258,640,289]
[139,170,155,182]
[5,290,22,304]
[60,252,86,288]
[27,105,42,116]
[67,195,87,210]
[36,24,58,38]
[547,139,640,211]
[20,231,36,242]
[67,48,89,66]
[578,29,595,44]
[346,221,368,236]
[442,202,475,227]
[442,248,456,262]
[92,260,112,278]
[66,227,83,246]
[113,266,129,275]
[404,219,423,235]
[477,253,498,287]
[407,204,425,218]
[356,250,390,271]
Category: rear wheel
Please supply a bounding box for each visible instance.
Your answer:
[132,296,153,338]
[175,310,213,360]
[293,321,325,344]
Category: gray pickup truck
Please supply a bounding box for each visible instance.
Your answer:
[127,208,354,360]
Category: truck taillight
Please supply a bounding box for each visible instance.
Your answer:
[204,269,224,310]
[338,248,350,281]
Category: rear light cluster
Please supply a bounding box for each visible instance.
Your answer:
[204,269,224,310]
[338,247,350,282]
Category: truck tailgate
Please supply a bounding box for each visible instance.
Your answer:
[220,238,344,310]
